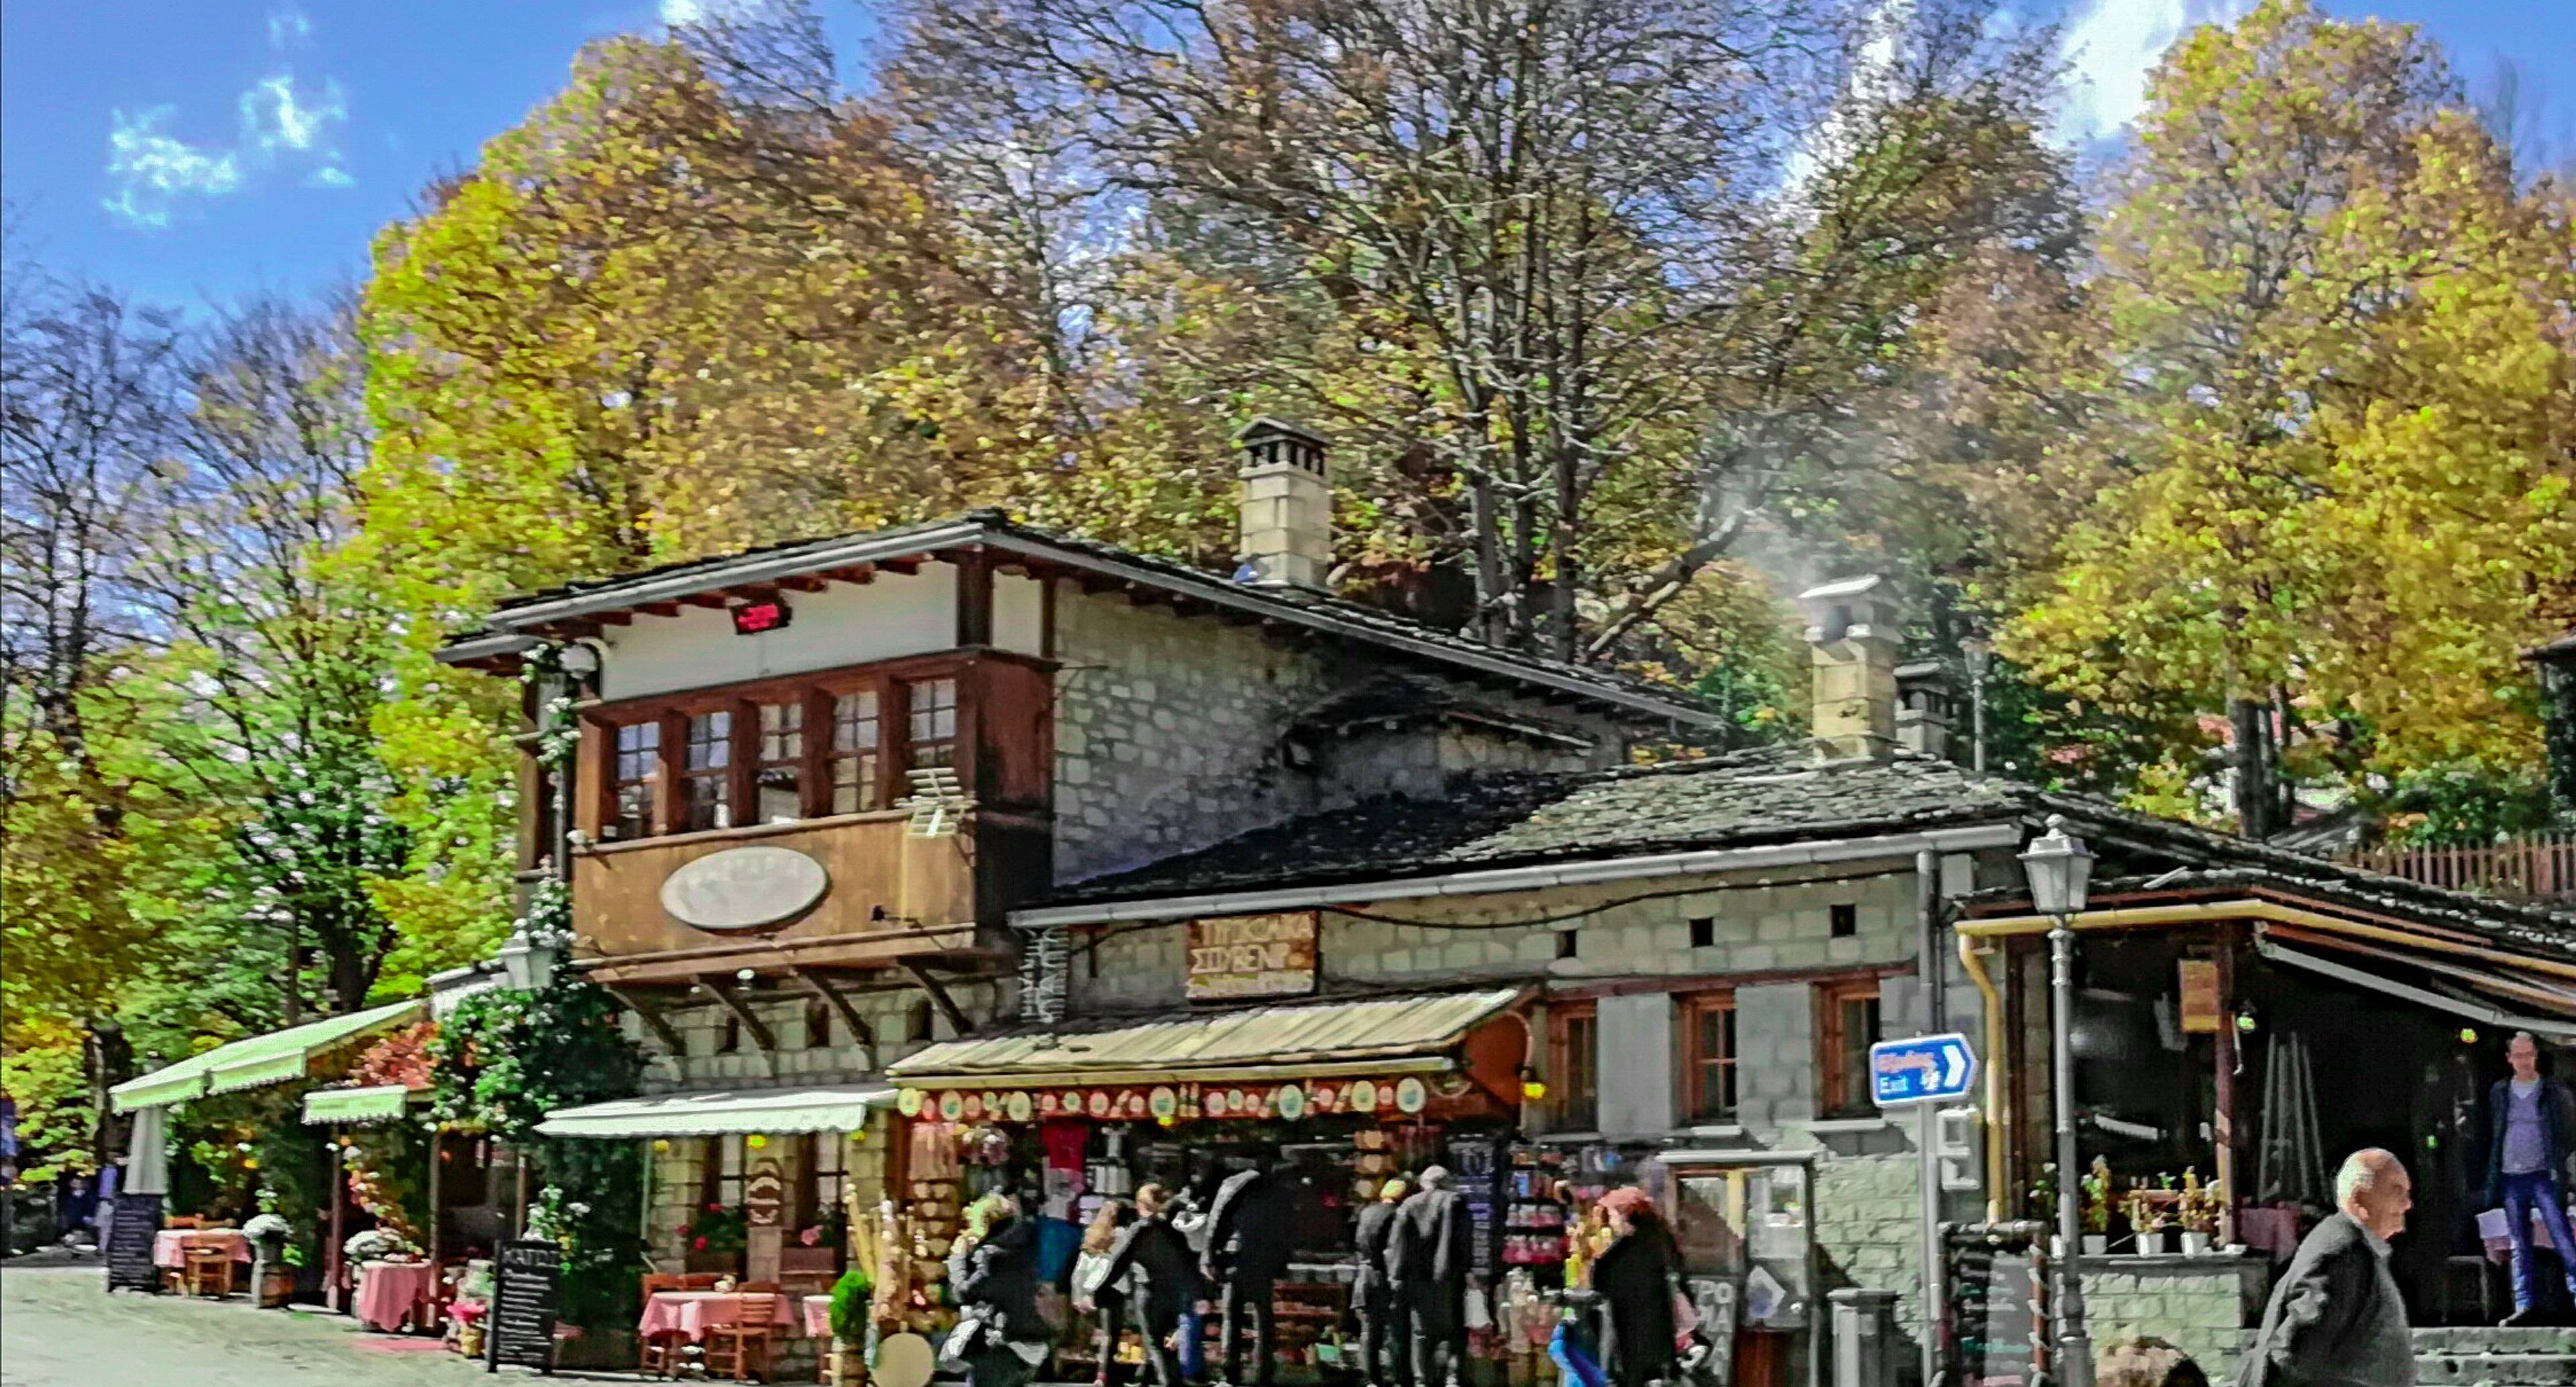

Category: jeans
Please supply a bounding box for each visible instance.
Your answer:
[1356,1281,1412,1387]
[2500,1170,2576,1311]
[1219,1278,1276,1386]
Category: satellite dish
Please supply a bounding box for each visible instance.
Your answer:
[875,1332,936,1387]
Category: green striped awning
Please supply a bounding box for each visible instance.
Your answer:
[110,999,427,1113]
[537,1086,895,1139]
[301,1085,417,1127]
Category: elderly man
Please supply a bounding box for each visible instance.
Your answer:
[1391,1166,1475,1387]
[2239,1150,2414,1387]
[2487,1030,2576,1326]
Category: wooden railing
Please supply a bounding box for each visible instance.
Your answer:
[2339,833,2576,903]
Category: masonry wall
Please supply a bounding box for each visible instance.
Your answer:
[1047,590,1623,885]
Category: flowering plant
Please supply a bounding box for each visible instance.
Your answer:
[346,1227,421,1263]
[526,1184,593,1252]
[243,1213,293,1243]
[680,1203,748,1255]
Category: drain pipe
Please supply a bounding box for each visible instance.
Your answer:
[1915,848,1947,1387]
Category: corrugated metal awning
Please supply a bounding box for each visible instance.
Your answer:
[301,1085,417,1127]
[537,1086,896,1139]
[110,999,427,1113]
[887,988,1527,1088]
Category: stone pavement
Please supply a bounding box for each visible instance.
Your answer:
[0,1262,633,1386]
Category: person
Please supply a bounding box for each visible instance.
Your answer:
[1075,1198,1140,1386]
[2237,1149,2415,1387]
[947,1193,1052,1387]
[1099,1183,1201,1387]
[1203,1162,1297,1386]
[2487,1030,2576,1326]
[1390,1166,1474,1387]
[1589,1188,1680,1387]
[1351,1178,1411,1387]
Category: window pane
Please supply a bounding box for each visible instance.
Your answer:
[612,722,661,839]
[1838,995,1878,1110]
[683,712,733,830]
[686,711,733,771]
[906,677,957,769]
[830,693,881,814]
[1560,1013,1599,1131]
[757,704,803,822]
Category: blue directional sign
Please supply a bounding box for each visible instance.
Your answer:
[1869,1033,1978,1107]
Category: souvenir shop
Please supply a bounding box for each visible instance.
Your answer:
[884,989,1605,1382]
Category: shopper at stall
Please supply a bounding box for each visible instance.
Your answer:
[1391,1166,1474,1387]
[1352,1178,1411,1387]
[947,1193,1053,1387]
[1077,1199,1141,1387]
[1099,1184,1200,1387]
[1589,1188,1680,1387]
[2486,1031,2576,1327]
[1203,1162,1297,1386]
[2239,1149,2414,1387]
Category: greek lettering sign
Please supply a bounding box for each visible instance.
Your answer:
[1185,912,1318,1001]
[1868,1033,1977,1107]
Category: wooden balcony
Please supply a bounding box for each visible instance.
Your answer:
[2341,832,2576,904]
[568,808,1040,986]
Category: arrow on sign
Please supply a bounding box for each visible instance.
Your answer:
[1868,1033,1979,1107]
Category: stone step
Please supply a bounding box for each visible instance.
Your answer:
[2414,1352,2576,1386]
[2416,1327,2576,1354]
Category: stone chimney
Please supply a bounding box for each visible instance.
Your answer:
[1234,417,1332,592]
[1895,661,1953,760]
[1796,575,1900,761]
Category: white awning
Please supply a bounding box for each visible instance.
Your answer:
[109,999,426,1113]
[536,1086,896,1139]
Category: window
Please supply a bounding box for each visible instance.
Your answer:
[908,999,936,1043]
[704,1135,747,1209]
[755,702,804,823]
[1682,993,1739,1121]
[804,997,833,1048]
[1688,916,1715,948]
[906,677,958,771]
[828,691,881,814]
[804,1134,847,1228]
[714,1011,742,1056]
[610,721,661,840]
[1829,903,1858,938]
[1817,978,1882,1117]
[1556,930,1579,959]
[681,710,734,832]
[1550,1002,1599,1132]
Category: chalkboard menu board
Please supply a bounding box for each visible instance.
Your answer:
[485,1237,561,1374]
[103,1193,164,1294]
[1941,1222,2050,1387]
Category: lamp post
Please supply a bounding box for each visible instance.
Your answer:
[2020,814,2094,1387]
[1962,633,1992,774]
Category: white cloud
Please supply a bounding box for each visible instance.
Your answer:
[102,107,244,229]
[661,0,783,25]
[306,166,354,188]
[239,73,347,155]
[2054,0,2255,146]
[268,7,310,49]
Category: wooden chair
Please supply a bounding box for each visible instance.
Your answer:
[703,1292,781,1382]
[182,1246,236,1298]
[639,1274,693,1378]
[166,1215,207,1230]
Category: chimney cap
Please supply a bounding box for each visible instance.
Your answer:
[1233,416,1328,447]
[1796,574,1885,604]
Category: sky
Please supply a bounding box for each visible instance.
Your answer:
[2,0,2568,309]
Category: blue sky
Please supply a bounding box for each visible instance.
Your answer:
[3,1,2568,308]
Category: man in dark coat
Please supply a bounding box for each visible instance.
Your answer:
[1101,1184,1201,1387]
[2237,1150,2415,1387]
[2486,1031,2576,1325]
[948,1196,1052,1387]
[1390,1166,1475,1387]
[1203,1162,1298,1386]
[1351,1178,1412,1387]
[1590,1187,1680,1387]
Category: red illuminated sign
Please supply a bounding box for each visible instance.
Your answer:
[731,599,791,635]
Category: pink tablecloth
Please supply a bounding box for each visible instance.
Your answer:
[803,1294,833,1338]
[152,1229,252,1270]
[638,1291,798,1344]
[355,1260,439,1332]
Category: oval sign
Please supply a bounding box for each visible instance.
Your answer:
[660,845,829,934]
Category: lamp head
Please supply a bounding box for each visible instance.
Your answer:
[2018,813,2093,918]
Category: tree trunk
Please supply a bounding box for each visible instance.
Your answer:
[84,1020,134,1176]
[2230,698,2275,840]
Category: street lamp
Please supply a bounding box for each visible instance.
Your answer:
[2020,814,2094,1387]
[1961,632,1992,773]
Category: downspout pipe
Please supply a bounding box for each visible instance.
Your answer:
[1960,932,2006,1222]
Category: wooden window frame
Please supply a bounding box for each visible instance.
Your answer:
[751,698,809,826]
[606,718,664,840]
[1816,977,1883,1118]
[902,674,959,774]
[677,706,737,834]
[1548,1001,1599,1133]
[1679,991,1739,1123]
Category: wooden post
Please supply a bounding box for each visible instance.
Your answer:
[327,1138,347,1311]
[426,1133,443,1274]
[514,1156,530,1239]
[2212,927,2239,1248]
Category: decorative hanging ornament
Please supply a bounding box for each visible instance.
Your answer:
[1395,1076,1429,1114]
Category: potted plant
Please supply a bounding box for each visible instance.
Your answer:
[243,1209,294,1308]
[2126,1180,2174,1256]
[2176,1169,2220,1256]
[680,1203,748,1274]
[827,1266,876,1386]
[2080,1158,2113,1256]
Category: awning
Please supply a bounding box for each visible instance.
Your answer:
[109,999,427,1113]
[887,987,1527,1088]
[537,1085,896,1139]
[301,1085,419,1127]
[2257,936,2576,1040]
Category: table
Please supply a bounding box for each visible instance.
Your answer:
[802,1294,833,1339]
[355,1259,440,1332]
[638,1290,799,1344]
[152,1229,252,1270]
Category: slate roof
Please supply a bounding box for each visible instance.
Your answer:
[449,509,1713,725]
[1049,746,2033,904]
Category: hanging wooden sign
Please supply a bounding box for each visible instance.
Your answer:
[1185,912,1318,1001]
[745,1158,787,1228]
[2178,959,2222,1034]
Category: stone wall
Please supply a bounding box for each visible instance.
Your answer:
[2080,1258,2265,1383]
[625,981,998,1095]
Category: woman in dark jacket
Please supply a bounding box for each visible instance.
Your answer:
[948,1195,1053,1387]
[1590,1187,1680,1387]
[1097,1183,1201,1387]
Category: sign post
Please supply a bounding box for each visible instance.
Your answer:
[1874,1034,1978,1387]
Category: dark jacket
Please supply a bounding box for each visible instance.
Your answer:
[2484,1075,2576,1203]
[1592,1223,1682,1387]
[1352,1201,1402,1290]
[1203,1167,1296,1284]
[2237,1213,2412,1387]
[949,1215,1051,1343]
[1099,1213,1199,1315]
[1389,1186,1474,1311]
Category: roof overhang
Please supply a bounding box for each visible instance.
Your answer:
[1016,822,2025,929]
[301,1085,420,1127]
[537,1085,895,1139]
[109,999,427,1113]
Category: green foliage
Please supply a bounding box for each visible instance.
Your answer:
[828,1266,875,1342]
[429,978,642,1141]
